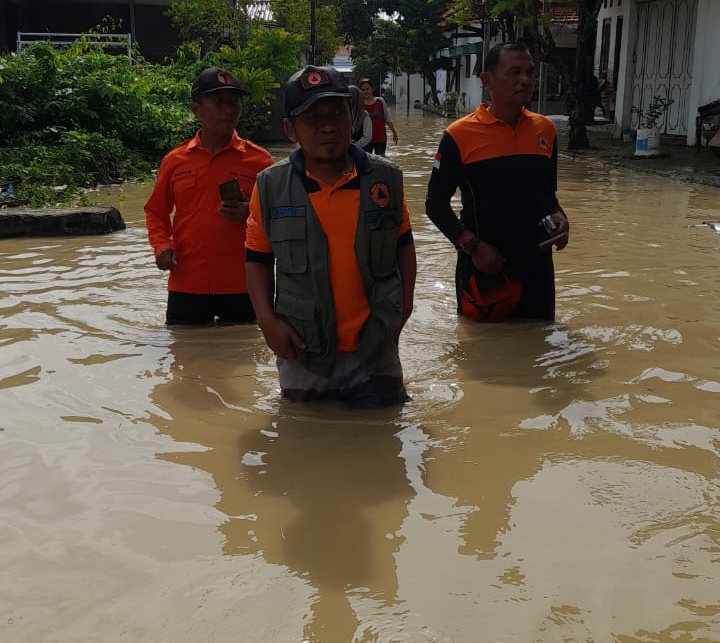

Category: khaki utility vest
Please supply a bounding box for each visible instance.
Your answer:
[256,151,404,377]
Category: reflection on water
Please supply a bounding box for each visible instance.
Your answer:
[1,112,720,642]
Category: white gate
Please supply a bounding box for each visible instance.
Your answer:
[631,0,697,135]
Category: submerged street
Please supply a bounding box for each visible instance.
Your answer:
[1,110,720,642]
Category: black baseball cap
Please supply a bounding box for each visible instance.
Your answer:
[284,65,350,117]
[191,67,248,99]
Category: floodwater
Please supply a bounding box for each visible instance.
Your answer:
[1,111,720,643]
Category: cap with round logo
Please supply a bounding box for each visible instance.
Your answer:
[191,67,248,99]
[284,65,350,117]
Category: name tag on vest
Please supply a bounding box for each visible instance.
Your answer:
[271,206,306,219]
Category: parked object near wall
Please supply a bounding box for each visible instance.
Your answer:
[634,128,662,157]
[696,99,720,158]
[709,130,720,157]
[633,96,673,158]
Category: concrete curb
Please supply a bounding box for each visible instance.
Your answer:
[0,206,126,238]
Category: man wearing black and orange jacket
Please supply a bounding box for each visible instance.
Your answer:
[426,42,569,322]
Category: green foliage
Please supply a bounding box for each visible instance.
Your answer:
[200,26,302,136]
[166,0,251,55]
[326,0,385,43]
[0,26,302,206]
[0,42,195,155]
[633,95,674,130]
[231,25,303,81]
[270,0,342,64]
[394,0,452,76]
[0,130,151,207]
[351,17,403,87]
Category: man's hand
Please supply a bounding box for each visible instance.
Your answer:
[456,230,505,274]
[391,130,399,145]
[549,210,569,250]
[155,248,176,270]
[257,316,306,360]
[219,198,250,222]
[472,241,506,273]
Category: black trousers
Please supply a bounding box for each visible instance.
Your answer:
[166,291,255,325]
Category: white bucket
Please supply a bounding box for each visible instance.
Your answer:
[634,128,661,156]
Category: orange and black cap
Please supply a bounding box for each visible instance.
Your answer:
[191,67,248,99]
[285,65,350,117]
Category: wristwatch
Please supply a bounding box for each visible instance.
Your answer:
[460,235,481,256]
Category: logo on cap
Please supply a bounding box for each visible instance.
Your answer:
[300,70,329,89]
[370,182,391,208]
[217,70,234,85]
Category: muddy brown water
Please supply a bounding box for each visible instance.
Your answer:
[1,112,719,642]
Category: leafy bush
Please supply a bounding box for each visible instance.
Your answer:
[0,25,302,206]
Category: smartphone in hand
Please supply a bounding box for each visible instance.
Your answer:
[218,178,246,201]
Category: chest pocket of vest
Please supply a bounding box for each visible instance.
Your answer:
[269,216,307,273]
[368,210,399,278]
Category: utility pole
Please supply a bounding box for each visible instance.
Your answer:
[538,0,546,114]
[309,0,316,65]
[128,0,136,45]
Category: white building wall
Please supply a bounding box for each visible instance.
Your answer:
[434,55,485,113]
[393,72,426,111]
[610,0,720,144]
[395,55,485,115]
[594,2,625,80]
[459,54,485,111]
[613,2,634,137]
[687,0,720,143]
[595,1,632,135]
[436,67,449,106]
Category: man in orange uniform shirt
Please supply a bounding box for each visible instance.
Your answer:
[145,67,274,325]
[245,65,416,407]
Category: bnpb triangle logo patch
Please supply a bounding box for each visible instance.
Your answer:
[370,182,391,208]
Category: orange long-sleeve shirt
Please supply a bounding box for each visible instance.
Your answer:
[145,130,273,294]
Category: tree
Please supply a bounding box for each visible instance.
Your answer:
[393,0,453,106]
[270,0,342,65]
[325,0,385,44]
[198,25,303,134]
[450,0,602,150]
[167,0,251,56]
[351,17,403,89]
[567,0,603,150]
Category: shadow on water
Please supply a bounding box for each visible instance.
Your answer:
[149,328,415,642]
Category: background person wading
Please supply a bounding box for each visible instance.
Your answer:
[358,78,398,156]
